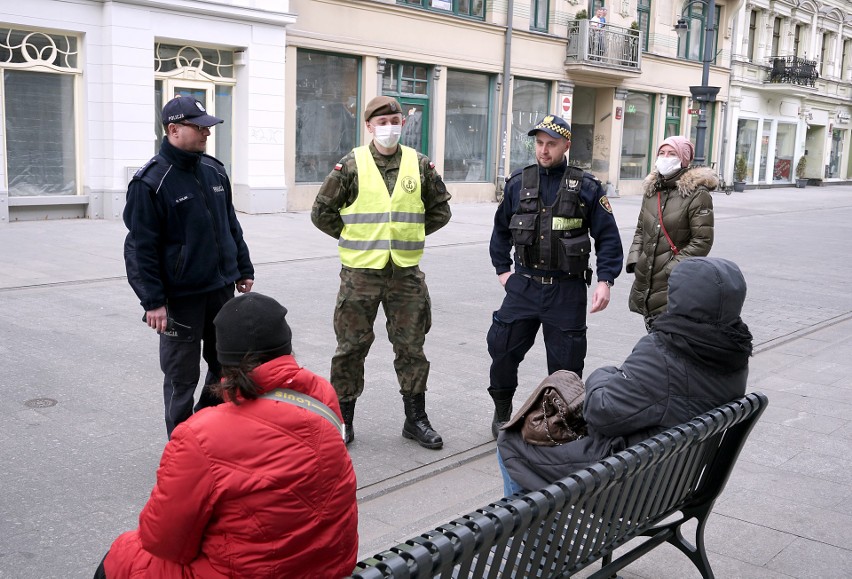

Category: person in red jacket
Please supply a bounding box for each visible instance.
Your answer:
[96,293,358,578]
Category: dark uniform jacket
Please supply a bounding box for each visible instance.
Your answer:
[312,142,452,243]
[498,257,750,491]
[123,138,254,311]
[627,166,716,318]
[491,162,622,284]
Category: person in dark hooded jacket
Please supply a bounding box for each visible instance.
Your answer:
[497,257,753,494]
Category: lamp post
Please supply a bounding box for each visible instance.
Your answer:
[674,1,720,167]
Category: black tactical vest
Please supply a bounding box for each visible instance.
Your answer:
[508,164,591,275]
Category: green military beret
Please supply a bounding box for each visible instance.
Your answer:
[365,95,402,120]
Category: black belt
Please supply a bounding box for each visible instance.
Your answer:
[521,273,579,285]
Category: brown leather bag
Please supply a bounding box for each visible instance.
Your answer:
[501,370,587,446]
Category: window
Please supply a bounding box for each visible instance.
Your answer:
[664,96,682,137]
[383,61,431,154]
[295,50,360,183]
[678,3,718,64]
[510,78,549,173]
[747,11,757,61]
[444,70,492,182]
[773,123,795,182]
[820,33,830,76]
[399,0,485,19]
[620,92,654,179]
[154,43,236,173]
[771,18,780,56]
[531,0,548,32]
[637,0,650,51]
[1,28,79,197]
[794,25,801,57]
[842,39,851,81]
[735,119,758,183]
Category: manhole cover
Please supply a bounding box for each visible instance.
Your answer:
[24,398,58,408]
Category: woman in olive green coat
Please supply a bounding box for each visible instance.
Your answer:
[627,136,717,329]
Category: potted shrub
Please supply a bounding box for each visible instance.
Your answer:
[795,156,808,188]
[575,9,588,19]
[733,154,747,192]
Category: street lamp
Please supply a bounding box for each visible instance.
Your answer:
[674,2,720,167]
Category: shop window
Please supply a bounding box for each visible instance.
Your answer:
[295,50,359,183]
[620,92,654,179]
[1,28,79,197]
[773,123,796,182]
[510,78,549,173]
[444,70,492,182]
[398,0,485,19]
[735,119,758,183]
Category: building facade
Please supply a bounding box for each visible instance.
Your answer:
[0,0,294,224]
[727,0,852,187]
[2,0,849,224]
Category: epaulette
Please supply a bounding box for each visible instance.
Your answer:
[132,157,159,181]
[569,165,600,184]
[505,165,528,183]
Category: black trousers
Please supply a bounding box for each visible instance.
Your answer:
[487,274,587,392]
[159,284,234,437]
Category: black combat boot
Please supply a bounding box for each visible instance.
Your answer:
[489,389,515,439]
[339,399,356,446]
[401,393,443,450]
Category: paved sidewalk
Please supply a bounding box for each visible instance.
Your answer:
[1,187,851,577]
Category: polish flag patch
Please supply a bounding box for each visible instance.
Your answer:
[334,163,343,171]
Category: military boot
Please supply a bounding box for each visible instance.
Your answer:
[489,389,514,439]
[339,399,356,446]
[401,393,443,450]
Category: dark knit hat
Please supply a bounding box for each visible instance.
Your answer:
[364,95,402,120]
[214,293,292,366]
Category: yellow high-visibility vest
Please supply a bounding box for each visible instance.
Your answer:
[338,145,425,269]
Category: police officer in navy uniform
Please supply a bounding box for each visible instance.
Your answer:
[487,115,623,437]
[123,96,254,438]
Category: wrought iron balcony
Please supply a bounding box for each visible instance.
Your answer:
[566,20,641,72]
[767,56,818,87]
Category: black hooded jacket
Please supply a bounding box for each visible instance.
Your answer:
[123,138,254,311]
[498,257,752,491]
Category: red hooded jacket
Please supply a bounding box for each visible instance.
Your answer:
[105,355,358,578]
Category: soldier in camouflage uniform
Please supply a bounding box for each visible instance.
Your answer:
[312,95,452,449]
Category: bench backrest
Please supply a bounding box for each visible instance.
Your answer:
[351,392,769,578]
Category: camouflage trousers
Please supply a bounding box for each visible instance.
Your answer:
[331,267,432,401]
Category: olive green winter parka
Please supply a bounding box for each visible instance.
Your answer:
[627,166,717,320]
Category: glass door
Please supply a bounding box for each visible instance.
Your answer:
[161,79,218,160]
[398,97,429,155]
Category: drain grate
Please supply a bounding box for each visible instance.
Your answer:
[24,398,58,408]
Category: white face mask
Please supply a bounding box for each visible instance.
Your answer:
[372,124,402,148]
[655,155,682,177]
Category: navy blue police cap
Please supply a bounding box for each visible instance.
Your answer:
[162,96,223,127]
[528,115,572,140]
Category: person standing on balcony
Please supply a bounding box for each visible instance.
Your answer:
[487,115,623,439]
[627,136,717,331]
[312,95,452,449]
[590,7,607,60]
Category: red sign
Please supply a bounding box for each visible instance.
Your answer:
[561,96,572,113]
[615,106,622,120]
[688,108,700,114]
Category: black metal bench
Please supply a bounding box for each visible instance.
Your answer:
[350,392,768,579]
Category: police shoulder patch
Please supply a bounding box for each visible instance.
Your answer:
[599,195,613,214]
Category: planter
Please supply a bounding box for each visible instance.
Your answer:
[795,178,808,188]
[733,181,746,193]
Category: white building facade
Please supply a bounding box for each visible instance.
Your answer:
[0,0,294,224]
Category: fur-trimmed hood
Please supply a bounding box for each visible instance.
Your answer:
[642,166,719,198]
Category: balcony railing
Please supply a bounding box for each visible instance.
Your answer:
[566,20,641,71]
[767,56,818,87]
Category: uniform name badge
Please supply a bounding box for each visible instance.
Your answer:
[552,217,583,231]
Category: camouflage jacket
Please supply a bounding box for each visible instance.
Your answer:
[312,142,452,242]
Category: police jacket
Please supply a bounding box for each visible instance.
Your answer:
[498,257,750,491]
[104,355,358,578]
[627,166,716,319]
[491,161,622,284]
[123,138,254,311]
